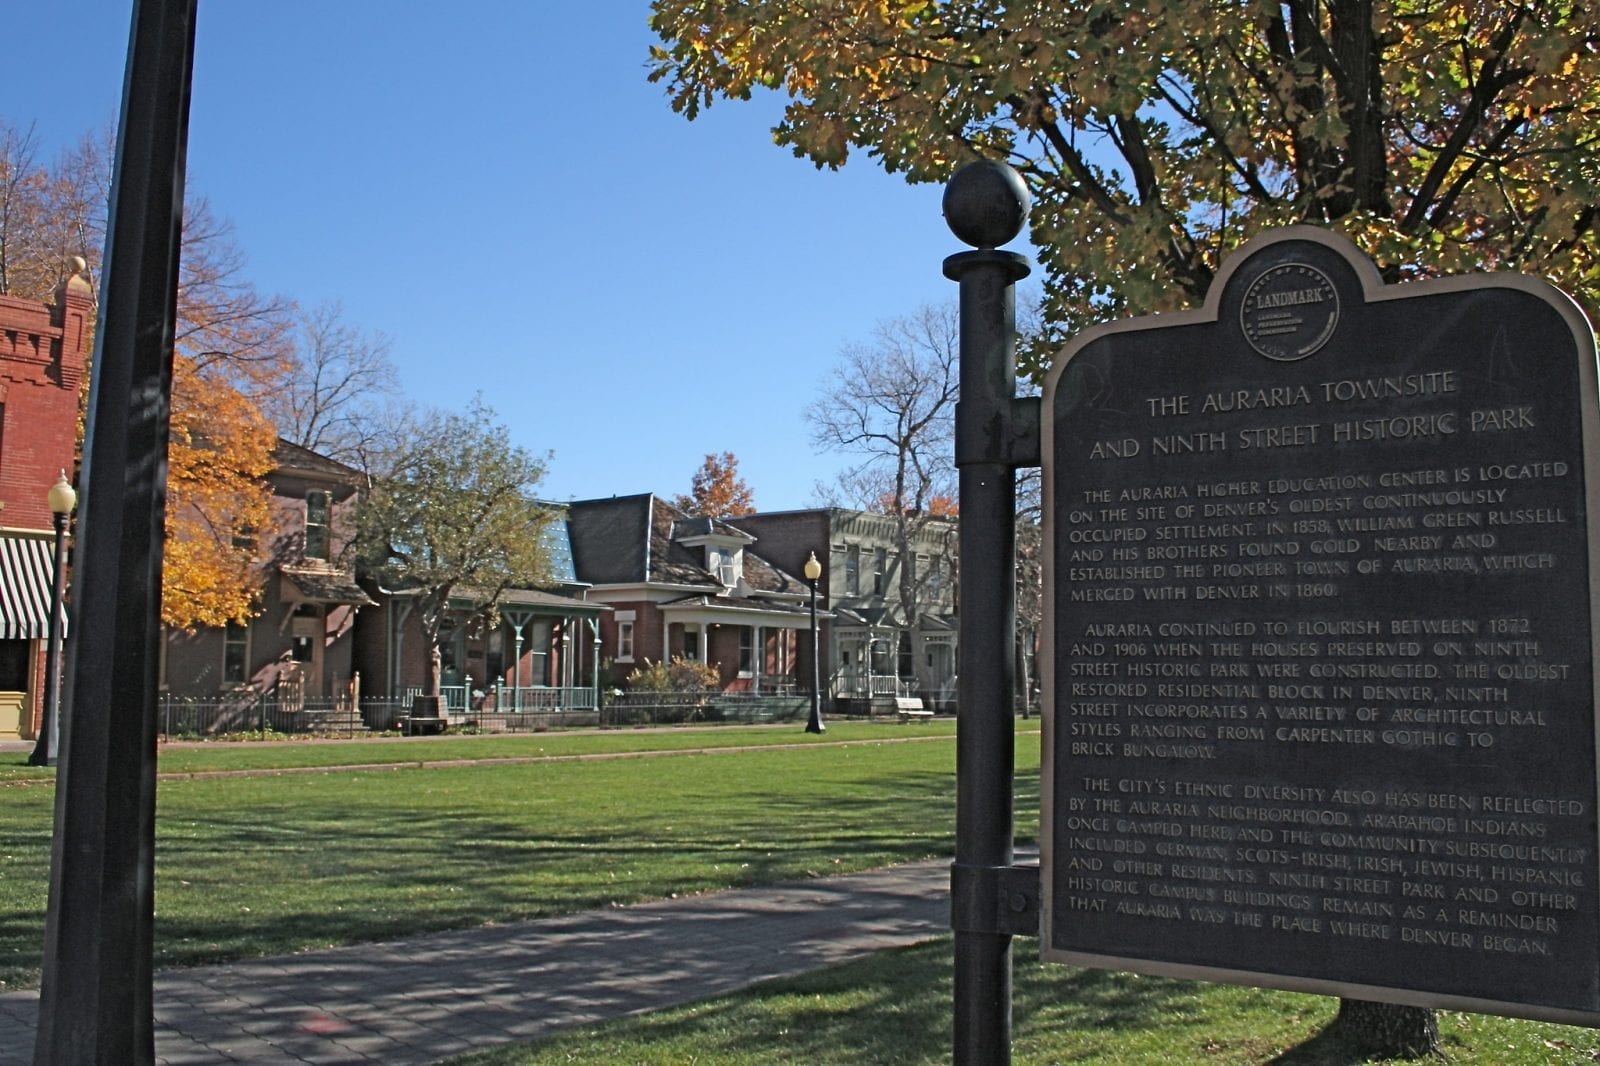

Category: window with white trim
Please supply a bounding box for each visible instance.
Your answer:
[615,611,636,663]
[738,627,754,675]
[304,490,330,561]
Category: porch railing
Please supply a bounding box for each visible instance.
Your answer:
[487,683,598,712]
[833,673,917,699]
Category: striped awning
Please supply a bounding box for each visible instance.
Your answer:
[0,536,55,640]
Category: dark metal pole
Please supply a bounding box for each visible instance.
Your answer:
[27,508,71,767]
[806,554,825,733]
[34,1,197,1062]
[944,161,1032,1065]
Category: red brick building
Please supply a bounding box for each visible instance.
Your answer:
[566,494,819,695]
[0,266,91,738]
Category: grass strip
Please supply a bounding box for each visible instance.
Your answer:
[1,734,1039,990]
[0,719,1007,782]
[445,937,1600,1065]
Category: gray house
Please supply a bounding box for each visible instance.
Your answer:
[727,508,958,712]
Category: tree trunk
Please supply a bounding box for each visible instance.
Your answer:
[1327,999,1440,1058]
[428,640,442,699]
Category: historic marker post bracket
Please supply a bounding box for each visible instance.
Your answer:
[1041,227,1600,1024]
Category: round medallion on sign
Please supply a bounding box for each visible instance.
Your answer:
[1240,262,1340,361]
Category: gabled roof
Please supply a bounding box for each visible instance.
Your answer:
[271,438,364,483]
[670,515,754,545]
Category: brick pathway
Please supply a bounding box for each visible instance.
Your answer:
[0,859,949,1064]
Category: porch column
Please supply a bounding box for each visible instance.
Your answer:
[753,625,762,693]
[561,620,573,699]
[511,623,525,711]
[590,618,601,708]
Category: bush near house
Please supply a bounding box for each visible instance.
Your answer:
[625,656,722,692]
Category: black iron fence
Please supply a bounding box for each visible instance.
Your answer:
[156,690,821,737]
[158,693,370,738]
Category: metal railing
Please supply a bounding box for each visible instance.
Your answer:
[158,693,367,738]
[601,691,808,727]
[834,673,918,699]
[158,689,812,737]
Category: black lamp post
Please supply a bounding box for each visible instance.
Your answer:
[804,551,824,734]
[28,471,77,767]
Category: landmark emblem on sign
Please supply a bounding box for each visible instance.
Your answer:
[1241,262,1339,361]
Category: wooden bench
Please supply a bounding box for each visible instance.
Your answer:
[895,697,933,722]
[397,715,448,736]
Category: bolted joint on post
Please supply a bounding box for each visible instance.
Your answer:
[950,862,1042,938]
[954,395,1041,471]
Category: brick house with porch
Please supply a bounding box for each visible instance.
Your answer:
[565,494,821,695]
[161,440,374,725]
[350,512,607,722]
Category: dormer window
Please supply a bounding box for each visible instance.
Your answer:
[672,516,753,591]
[707,546,742,588]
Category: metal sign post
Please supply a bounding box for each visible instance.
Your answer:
[34,1,197,1062]
[944,160,1040,1065]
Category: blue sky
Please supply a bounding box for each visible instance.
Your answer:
[12,1,1034,510]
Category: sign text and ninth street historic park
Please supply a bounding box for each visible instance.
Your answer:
[1041,227,1600,1024]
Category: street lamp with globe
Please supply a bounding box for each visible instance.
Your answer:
[29,471,77,766]
[804,551,825,734]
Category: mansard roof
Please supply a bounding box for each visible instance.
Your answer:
[566,493,807,595]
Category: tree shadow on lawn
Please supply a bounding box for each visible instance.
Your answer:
[144,763,973,969]
[482,941,1210,1065]
[4,745,1037,995]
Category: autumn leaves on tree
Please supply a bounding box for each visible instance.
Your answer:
[651,1,1600,380]
[2,119,297,630]
[674,451,756,517]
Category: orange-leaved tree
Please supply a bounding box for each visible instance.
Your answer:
[162,194,295,630]
[673,451,756,517]
[1,117,295,630]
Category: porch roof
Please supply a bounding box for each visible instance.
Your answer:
[498,587,608,618]
[658,593,830,629]
[281,567,376,606]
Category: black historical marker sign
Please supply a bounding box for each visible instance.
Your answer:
[1041,227,1600,1024]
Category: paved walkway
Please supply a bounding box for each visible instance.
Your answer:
[0,859,949,1064]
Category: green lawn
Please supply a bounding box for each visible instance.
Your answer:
[8,721,1600,1062]
[445,938,1600,1065]
[1,725,1039,990]
[0,719,973,782]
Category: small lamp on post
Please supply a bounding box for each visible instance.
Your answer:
[803,551,825,734]
[29,471,77,766]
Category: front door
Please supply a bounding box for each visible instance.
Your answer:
[291,608,325,697]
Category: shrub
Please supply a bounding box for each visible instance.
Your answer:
[626,656,722,692]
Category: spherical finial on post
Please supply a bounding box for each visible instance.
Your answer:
[943,160,1030,249]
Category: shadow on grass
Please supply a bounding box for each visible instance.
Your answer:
[455,939,1227,1065]
[144,752,970,968]
[5,742,1033,993]
[1268,1026,1388,1066]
